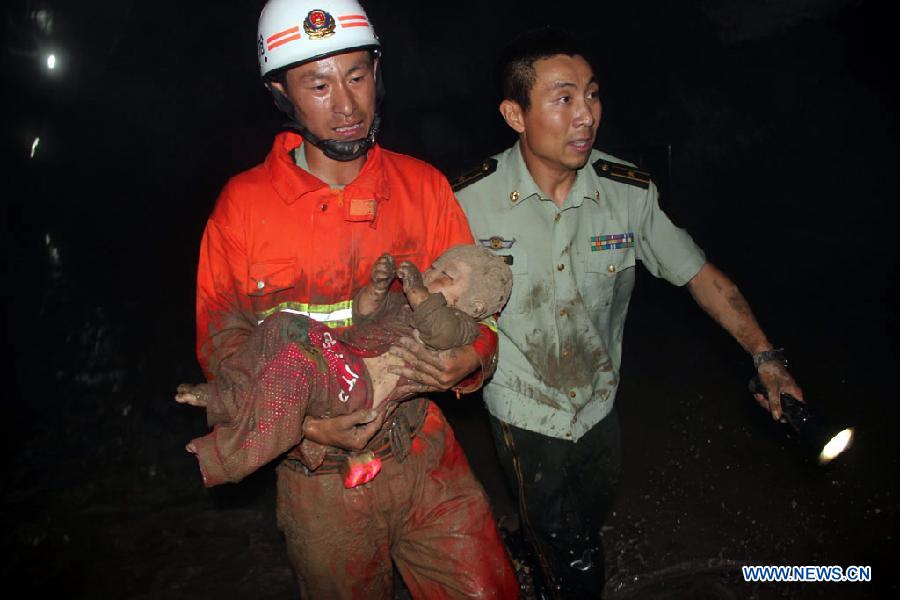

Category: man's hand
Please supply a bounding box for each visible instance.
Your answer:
[686,263,805,421]
[754,361,804,421]
[175,383,209,408]
[387,336,480,395]
[302,407,387,452]
[371,254,396,292]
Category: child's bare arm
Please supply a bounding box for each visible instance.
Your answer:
[355,254,396,317]
[397,261,429,308]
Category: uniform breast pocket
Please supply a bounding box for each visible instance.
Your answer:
[496,249,531,316]
[583,248,636,309]
[247,259,296,316]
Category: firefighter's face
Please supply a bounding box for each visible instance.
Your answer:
[274,50,377,143]
[423,257,473,311]
[500,54,601,173]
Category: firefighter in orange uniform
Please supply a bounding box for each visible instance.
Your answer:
[190,0,518,597]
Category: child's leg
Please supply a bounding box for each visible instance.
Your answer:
[186,313,332,486]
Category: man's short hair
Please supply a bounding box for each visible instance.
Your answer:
[496,28,591,112]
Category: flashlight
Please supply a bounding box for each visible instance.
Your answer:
[748,377,854,465]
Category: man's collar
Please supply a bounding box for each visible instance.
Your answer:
[506,141,599,210]
[506,141,543,207]
[266,131,389,205]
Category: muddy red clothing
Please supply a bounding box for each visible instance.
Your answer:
[194,132,515,597]
[189,293,479,487]
[277,402,517,599]
[188,313,372,487]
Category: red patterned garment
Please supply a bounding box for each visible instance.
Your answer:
[188,291,477,487]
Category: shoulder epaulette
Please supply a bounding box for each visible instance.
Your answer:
[592,158,651,189]
[451,158,498,192]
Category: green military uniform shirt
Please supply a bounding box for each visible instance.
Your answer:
[456,142,706,441]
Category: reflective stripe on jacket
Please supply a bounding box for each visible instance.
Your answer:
[196,131,484,379]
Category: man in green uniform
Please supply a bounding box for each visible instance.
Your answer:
[455,28,802,598]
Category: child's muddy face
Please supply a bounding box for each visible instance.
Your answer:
[423,257,473,310]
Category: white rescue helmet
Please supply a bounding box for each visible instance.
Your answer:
[258,0,380,79]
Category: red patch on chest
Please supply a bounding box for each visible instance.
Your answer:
[347,198,377,221]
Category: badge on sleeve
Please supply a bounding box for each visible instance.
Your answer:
[591,232,634,251]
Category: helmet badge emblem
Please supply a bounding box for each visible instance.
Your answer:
[304,9,336,40]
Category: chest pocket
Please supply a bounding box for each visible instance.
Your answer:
[247,259,296,316]
[496,248,530,316]
[583,246,636,309]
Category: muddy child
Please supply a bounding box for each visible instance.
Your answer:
[176,244,511,487]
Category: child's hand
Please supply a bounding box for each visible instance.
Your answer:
[397,261,425,293]
[175,383,209,407]
[371,254,396,291]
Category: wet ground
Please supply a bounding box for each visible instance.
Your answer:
[3,263,895,599]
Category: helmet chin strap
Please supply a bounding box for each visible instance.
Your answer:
[268,84,380,162]
[285,114,380,162]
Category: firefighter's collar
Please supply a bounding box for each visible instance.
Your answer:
[267,132,390,206]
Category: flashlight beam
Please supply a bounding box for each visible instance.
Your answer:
[818,428,854,465]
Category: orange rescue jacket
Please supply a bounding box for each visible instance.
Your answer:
[196,131,494,391]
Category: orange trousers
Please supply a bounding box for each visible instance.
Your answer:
[275,402,519,599]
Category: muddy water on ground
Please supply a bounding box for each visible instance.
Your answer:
[3,280,895,599]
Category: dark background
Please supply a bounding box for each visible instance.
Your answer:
[3,0,897,597]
